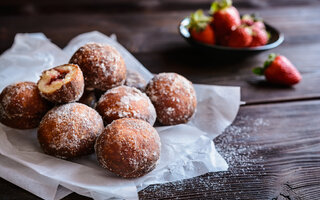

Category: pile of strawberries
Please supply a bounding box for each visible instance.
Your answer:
[187,0,302,86]
[188,0,269,47]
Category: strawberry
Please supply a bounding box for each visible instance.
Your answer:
[190,25,215,44]
[253,54,302,86]
[253,21,265,30]
[228,25,252,47]
[240,14,269,47]
[218,34,231,46]
[241,14,265,28]
[241,14,254,26]
[210,0,241,43]
[250,26,269,47]
[188,9,215,44]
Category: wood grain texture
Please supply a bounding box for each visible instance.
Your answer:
[0,2,319,103]
[0,0,319,15]
[1,100,320,199]
[140,100,320,199]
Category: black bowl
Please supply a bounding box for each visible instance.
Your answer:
[179,17,284,55]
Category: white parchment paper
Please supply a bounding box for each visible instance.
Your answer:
[0,31,240,200]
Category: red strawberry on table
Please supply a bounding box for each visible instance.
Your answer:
[188,9,215,44]
[250,26,269,47]
[228,25,252,47]
[210,0,241,44]
[253,54,302,86]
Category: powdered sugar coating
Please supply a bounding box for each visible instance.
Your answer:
[0,82,51,129]
[38,102,104,159]
[37,64,84,104]
[95,118,161,178]
[69,42,126,91]
[96,85,156,125]
[146,73,197,125]
[125,69,147,91]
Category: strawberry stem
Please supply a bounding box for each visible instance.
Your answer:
[263,53,277,68]
[267,31,271,40]
[252,53,277,76]
[241,14,253,21]
[210,0,232,14]
[187,9,212,32]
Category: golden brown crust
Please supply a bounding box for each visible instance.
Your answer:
[37,64,84,104]
[95,118,161,178]
[38,103,104,159]
[69,43,126,91]
[95,86,156,125]
[0,82,51,129]
[146,73,197,125]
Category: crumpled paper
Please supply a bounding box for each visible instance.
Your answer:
[0,31,240,200]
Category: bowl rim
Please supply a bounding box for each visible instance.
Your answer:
[179,17,284,51]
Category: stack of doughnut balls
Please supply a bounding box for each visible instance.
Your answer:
[0,42,197,178]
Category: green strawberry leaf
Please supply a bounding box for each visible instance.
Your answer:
[253,53,277,76]
[266,31,271,40]
[221,0,232,8]
[241,14,253,20]
[263,53,277,68]
[187,9,212,32]
[210,0,232,14]
[252,67,264,75]
[210,2,219,14]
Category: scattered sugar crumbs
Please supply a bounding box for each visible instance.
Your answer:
[139,116,270,199]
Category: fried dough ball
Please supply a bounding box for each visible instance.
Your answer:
[37,64,84,104]
[95,86,156,125]
[38,103,104,159]
[95,118,161,178]
[69,43,126,91]
[146,73,197,125]
[0,82,51,129]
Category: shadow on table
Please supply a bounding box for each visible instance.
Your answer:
[157,46,258,71]
[248,79,296,89]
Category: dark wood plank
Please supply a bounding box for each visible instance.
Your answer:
[133,42,320,104]
[0,0,319,15]
[1,100,320,199]
[1,4,320,103]
[140,100,320,199]
[1,5,320,53]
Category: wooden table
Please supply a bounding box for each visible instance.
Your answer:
[1,0,320,199]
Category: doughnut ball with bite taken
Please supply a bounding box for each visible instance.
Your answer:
[146,73,197,125]
[37,64,84,104]
[95,85,156,125]
[69,43,126,91]
[95,118,161,178]
[38,103,104,159]
[0,82,51,129]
